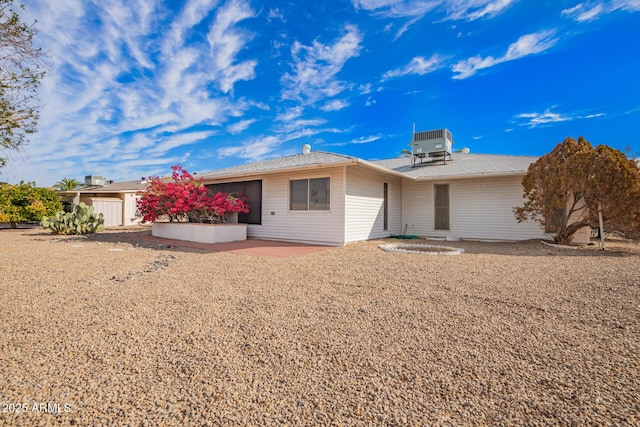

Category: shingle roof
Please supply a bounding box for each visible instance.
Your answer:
[199,151,361,179]
[199,150,537,181]
[370,152,537,180]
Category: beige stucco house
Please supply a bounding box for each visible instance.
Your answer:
[57,179,147,227]
[198,147,590,246]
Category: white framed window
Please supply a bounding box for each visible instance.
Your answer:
[290,177,330,211]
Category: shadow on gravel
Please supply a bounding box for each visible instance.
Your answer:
[379,237,640,258]
[33,227,335,258]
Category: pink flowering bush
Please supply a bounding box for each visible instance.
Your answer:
[137,166,248,224]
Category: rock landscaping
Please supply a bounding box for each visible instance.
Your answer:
[1,228,638,426]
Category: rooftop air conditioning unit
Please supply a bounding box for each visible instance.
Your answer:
[411,128,453,158]
[85,175,105,187]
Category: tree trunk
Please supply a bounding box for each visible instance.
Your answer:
[10,222,17,229]
[555,220,592,245]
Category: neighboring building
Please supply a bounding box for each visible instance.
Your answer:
[57,178,147,227]
[198,141,591,246]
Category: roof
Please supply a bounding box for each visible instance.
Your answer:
[199,151,396,180]
[58,179,147,194]
[371,153,537,180]
[199,150,537,182]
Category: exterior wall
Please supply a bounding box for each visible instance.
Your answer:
[81,197,123,227]
[402,176,547,241]
[209,167,347,246]
[122,193,142,226]
[152,222,246,243]
[78,193,141,227]
[344,166,402,243]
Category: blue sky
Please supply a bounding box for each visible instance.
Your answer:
[3,0,639,186]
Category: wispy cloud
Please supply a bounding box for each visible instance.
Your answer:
[217,126,338,161]
[382,54,448,80]
[515,107,606,128]
[443,0,516,21]
[280,24,363,104]
[227,119,257,134]
[353,0,515,37]
[452,29,558,79]
[562,3,605,21]
[352,0,438,18]
[515,110,572,128]
[13,0,260,184]
[320,99,351,112]
[352,134,382,143]
[562,1,640,22]
[206,0,257,93]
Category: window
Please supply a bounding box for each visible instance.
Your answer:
[383,183,389,231]
[206,180,262,224]
[290,177,330,211]
[434,184,450,230]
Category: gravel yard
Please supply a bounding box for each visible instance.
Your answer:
[1,228,639,426]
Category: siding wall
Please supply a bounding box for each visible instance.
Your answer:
[207,167,346,246]
[402,176,546,240]
[345,166,402,243]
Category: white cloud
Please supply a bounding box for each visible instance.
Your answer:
[562,1,640,22]
[443,0,516,21]
[227,119,257,134]
[515,110,572,128]
[514,108,606,128]
[275,118,328,134]
[320,99,351,112]
[561,3,606,21]
[352,134,382,143]
[452,29,558,79]
[275,107,304,124]
[280,24,363,104]
[352,0,438,38]
[382,54,448,80]
[8,0,264,184]
[207,0,257,93]
[352,0,516,36]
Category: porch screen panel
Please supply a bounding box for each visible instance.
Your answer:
[309,178,330,210]
[434,184,450,230]
[206,180,262,224]
[290,179,309,210]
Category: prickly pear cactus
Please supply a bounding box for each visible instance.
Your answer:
[41,202,105,235]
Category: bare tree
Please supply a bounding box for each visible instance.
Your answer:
[0,0,46,168]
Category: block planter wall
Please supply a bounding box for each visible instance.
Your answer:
[152,222,247,244]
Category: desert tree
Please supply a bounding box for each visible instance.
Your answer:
[0,0,46,168]
[514,136,640,245]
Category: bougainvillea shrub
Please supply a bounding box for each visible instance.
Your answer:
[137,166,248,223]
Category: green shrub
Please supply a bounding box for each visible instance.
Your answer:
[41,202,104,235]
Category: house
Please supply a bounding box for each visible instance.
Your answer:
[198,141,590,246]
[57,178,147,227]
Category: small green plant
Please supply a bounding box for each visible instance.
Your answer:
[41,202,104,235]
